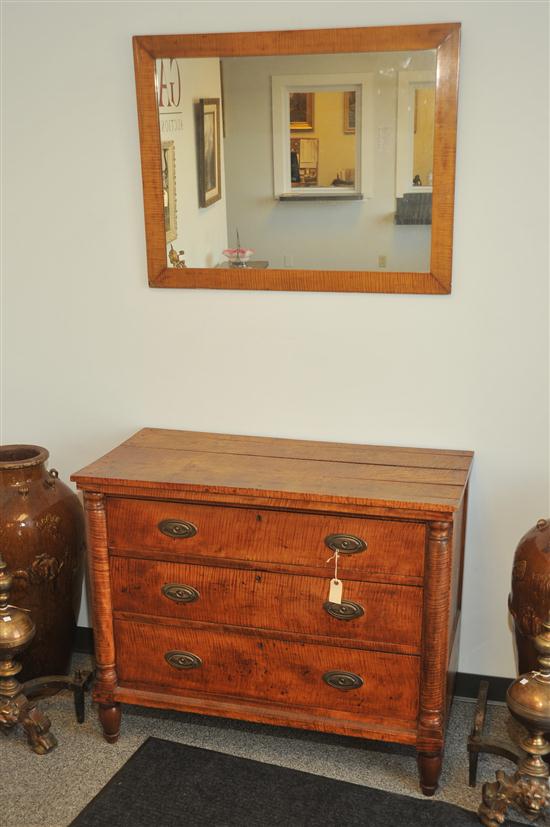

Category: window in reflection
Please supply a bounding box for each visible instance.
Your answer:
[395,71,435,202]
[272,73,372,200]
[289,91,356,189]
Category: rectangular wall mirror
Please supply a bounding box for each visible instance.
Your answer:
[133,23,460,293]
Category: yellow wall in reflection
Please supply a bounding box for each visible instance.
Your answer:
[291,91,356,187]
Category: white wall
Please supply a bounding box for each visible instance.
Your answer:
[222,51,434,271]
[2,1,548,678]
[159,57,228,268]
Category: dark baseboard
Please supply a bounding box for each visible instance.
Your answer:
[73,627,513,703]
[74,625,94,655]
[454,672,512,703]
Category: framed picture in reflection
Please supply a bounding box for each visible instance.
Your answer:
[197,98,222,207]
[344,91,356,134]
[161,140,177,242]
[289,92,314,131]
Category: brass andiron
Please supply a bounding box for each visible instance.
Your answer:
[479,617,550,825]
[0,550,57,753]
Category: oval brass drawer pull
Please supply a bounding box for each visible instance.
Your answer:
[162,584,200,604]
[164,650,202,670]
[158,519,197,539]
[323,670,364,691]
[324,533,367,554]
[323,600,364,621]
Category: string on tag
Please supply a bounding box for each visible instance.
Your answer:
[326,550,339,582]
[326,550,343,605]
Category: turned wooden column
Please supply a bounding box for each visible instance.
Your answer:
[83,492,120,743]
[417,520,453,795]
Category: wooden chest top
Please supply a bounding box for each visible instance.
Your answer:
[72,429,473,517]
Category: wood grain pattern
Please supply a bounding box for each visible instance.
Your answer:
[415,519,455,794]
[417,751,444,798]
[83,493,118,705]
[430,25,460,287]
[81,446,465,506]
[109,556,423,651]
[74,484,463,524]
[110,545,424,588]
[129,428,474,467]
[448,490,467,649]
[73,428,472,513]
[98,704,121,744]
[136,24,458,59]
[106,497,425,580]
[112,610,416,657]
[74,428,473,795]
[114,618,420,722]
[132,24,460,293]
[112,684,419,744]
[133,36,166,283]
[418,522,452,754]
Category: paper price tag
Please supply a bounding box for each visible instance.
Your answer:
[2,616,12,622]
[329,578,343,605]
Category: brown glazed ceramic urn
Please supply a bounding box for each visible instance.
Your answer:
[509,518,550,675]
[0,445,85,680]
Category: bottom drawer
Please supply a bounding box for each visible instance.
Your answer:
[114,619,420,723]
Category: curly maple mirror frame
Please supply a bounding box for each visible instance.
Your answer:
[133,23,460,293]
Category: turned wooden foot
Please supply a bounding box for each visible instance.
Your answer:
[99,703,121,743]
[417,750,443,796]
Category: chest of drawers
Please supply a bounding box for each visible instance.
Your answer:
[72,428,473,794]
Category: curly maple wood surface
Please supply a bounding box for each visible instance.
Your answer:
[75,429,472,794]
[83,493,117,706]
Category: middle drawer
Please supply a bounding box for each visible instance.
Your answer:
[110,556,423,652]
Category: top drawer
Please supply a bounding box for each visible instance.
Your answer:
[106,498,425,581]
[107,497,425,579]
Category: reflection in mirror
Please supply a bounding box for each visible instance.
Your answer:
[289,91,356,190]
[161,141,177,243]
[155,49,436,272]
[289,92,314,130]
[271,71,372,202]
[413,88,435,187]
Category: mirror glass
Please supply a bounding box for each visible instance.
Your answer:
[156,49,436,272]
[413,88,435,186]
[289,91,357,190]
